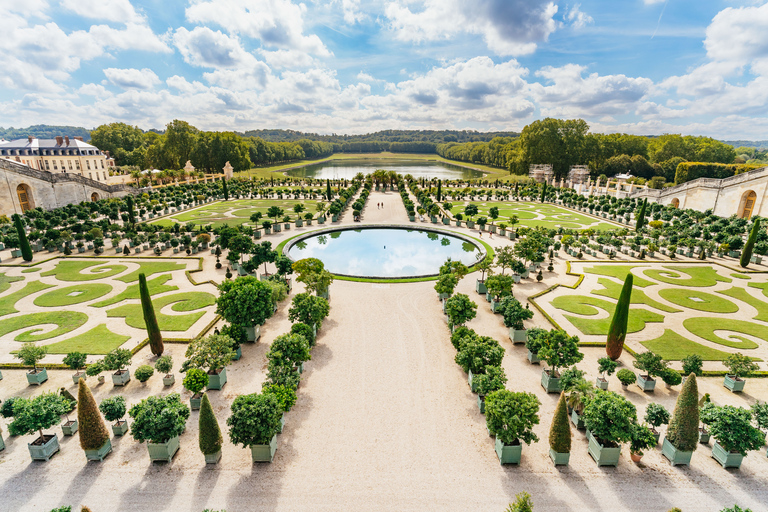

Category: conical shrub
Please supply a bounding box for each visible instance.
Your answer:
[665,373,699,452]
[139,273,164,356]
[606,273,632,360]
[13,214,33,262]
[549,392,571,454]
[635,199,647,232]
[77,378,110,451]
[740,218,760,268]
[198,393,223,456]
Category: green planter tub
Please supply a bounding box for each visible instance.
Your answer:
[112,420,130,436]
[72,372,87,385]
[245,325,261,342]
[190,394,202,410]
[570,409,585,429]
[112,369,131,386]
[27,368,48,386]
[490,299,502,313]
[596,377,609,390]
[163,374,175,386]
[541,370,562,393]
[588,435,621,467]
[475,280,487,294]
[250,434,278,462]
[699,428,710,444]
[84,439,112,461]
[549,449,570,466]
[61,420,78,436]
[723,375,745,392]
[438,292,451,301]
[28,434,60,461]
[484,291,493,303]
[147,436,180,463]
[662,438,692,466]
[527,350,540,364]
[467,369,480,393]
[477,395,486,414]
[712,441,744,468]
[206,368,227,390]
[509,328,527,344]
[205,450,222,464]
[636,374,656,392]
[232,346,242,361]
[494,438,522,465]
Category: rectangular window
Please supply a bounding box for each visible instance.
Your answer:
[61,160,65,170]
[68,160,73,170]
[53,160,58,170]
[86,160,91,170]
[100,160,104,169]
[89,172,92,179]
[103,171,107,180]
[45,160,50,170]
[76,161,80,170]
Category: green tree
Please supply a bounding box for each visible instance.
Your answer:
[227,393,282,447]
[740,218,760,268]
[519,118,590,179]
[216,276,275,329]
[505,492,534,512]
[198,394,223,456]
[8,392,68,439]
[538,329,584,377]
[182,334,236,374]
[445,293,477,327]
[221,177,229,200]
[665,374,699,452]
[128,393,190,444]
[635,199,647,232]
[164,119,198,169]
[485,390,540,445]
[288,293,330,328]
[89,122,146,166]
[606,273,632,360]
[13,213,32,262]
[77,379,110,452]
[549,392,571,454]
[138,273,163,356]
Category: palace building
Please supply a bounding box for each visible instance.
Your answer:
[0,136,115,183]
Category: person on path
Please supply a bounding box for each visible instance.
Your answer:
[478,231,482,238]
[489,232,493,239]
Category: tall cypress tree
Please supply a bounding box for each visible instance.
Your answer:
[221,177,229,201]
[549,392,571,455]
[139,273,164,356]
[125,195,136,225]
[437,180,442,202]
[665,374,699,454]
[635,199,647,232]
[13,214,33,262]
[198,393,223,457]
[77,378,110,453]
[540,182,547,203]
[514,182,519,197]
[606,273,633,360]
[740,218,760,268]
[326,179,332,201]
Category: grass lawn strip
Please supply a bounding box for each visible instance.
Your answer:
[641,329,740,361]
[0,272,24,294]
[0,311,88,342]
[91,274,178,308]
[582,265,654,287]
[731,273,751,280]
[21,267,40,273]
[747,281,768,298]
[33,283,113,307]
[591,277,680,313]
[643,266,732,287]
[657,288,739,314]
[719,286,768,322]
[683,317,768,350]
[0,281,55,315]
[150,199,323,229]
[107,291,215,331]
[115,261,186,283]
[551,295,664,335]
[42,324,131,354]
[41,260,128,282]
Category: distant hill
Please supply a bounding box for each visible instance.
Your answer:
[0,124,91,141]
[722,140,768,150]
[238,128,519,144]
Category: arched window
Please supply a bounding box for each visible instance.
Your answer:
[671,198,680,209]
[740,190,757,219]
[17,184,33,211]
[91,192,99,202]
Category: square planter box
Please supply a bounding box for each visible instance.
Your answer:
[438,292,451,301]
[475,280,487,294]
[724,375,745,392]
[712,441,744,468]
[570,409,585,429]
[245,325,261,342]
[596,377,609,390]
[279,413,286,433]
[588,435,621,467]
[28,434,60,461]
[526,350,540,364]
[699,428,711,444]
[549,449,570,466]
[27,368,48,385]
[467,369,480,393]
[454,220,461,227]
[509,328,527,344]
[205,450,222,464]
[84,439,112,461]
[250,434,278,462]
[541,369,562,393]
[661,437,692,466]
[636,374,656,392]
[148,436,180,463]
[163,374,175,386]
[494,438,522,465]
[112,420,130,436]
[295,219,303,227]
[11,249,22,258]
[485,291,493,303]
[206,368,227,390]
[442,217,450,225]
[190,394,202,410]
[273,225,282,233]
[254,231,262,239]
[477,395,486,414]
[112,370,131,386]
[61,420,78,436]
[232,346,242,361]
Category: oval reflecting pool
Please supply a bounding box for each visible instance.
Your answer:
[284,159,484,181]
[286,228,484,278]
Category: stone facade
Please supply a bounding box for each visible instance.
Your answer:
[529,164,554,183]
[0,136,115,182]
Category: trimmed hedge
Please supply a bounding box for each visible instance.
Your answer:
[674,162,763,185]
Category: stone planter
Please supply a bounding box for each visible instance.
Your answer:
[712,441,744,468]
[112,369,131,386]
[162,374,175,386]
[751,255,762,265]
[526,350,540,364]
[475,280,487,294]
[273,225,282,233]
[250,434,278,462]
[147,435,180,463]
[61,419,78,436]
[477,395,486,414]
[723,375,745,392]
[206,368,227,390]
[509,328,527,344]
[112,420,129,436]
[295,219,303,227]
[84,439,112,461]
[494,438,522,465]
[190,394,202,410]
[442,217,450,225]
[28,434,60,461]
[11,249,22,258]
[549,449,570,466]
[27,368,48,386]
[205,450,222,464]
[699,428,710,444]
[636,373,656,392]
[454,220,461,227]
[541,369,562,393]
[245,325,261,342]
[254,231,262,239]
[596,377,609,390]
[570,409,585,429]
[264,227,272,235]
[588,435,621,467]
[661,437,692,466]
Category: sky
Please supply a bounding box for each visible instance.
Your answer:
[1,0,768,139]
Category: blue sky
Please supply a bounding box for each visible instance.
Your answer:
[1,0,767,138]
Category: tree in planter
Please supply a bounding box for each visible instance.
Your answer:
[549,392,571,457]
[616,369,635,387]
[645,403,670,436]
[63,352,88,381]
[138,273,164,356]
[606,273,632,360]
[291,322,316,347]
[445,293,477,327]
[99,396,127,428]
[267,333,311,368]
[704,404,765,457]
[597,357,618,384]
[455,335,504,375]
[724,352,759,380]
[199,394,223,461]
[77,379,110,456]
[134,365,154,383]
[129,393,190,445]
[538,329,584,379]
[524,327,548,356]
[227,393,283,453]
[181,334,236,376]
[751,401,768,432]
[8,393,68,443]
[633,351,668,382]
[216,276,275,336]
[665,374,699,456]
[498,297,533,330]
[155,355,173,379]
[13,213,33,262]
[485,390,540,445]
[434,272,459,298]
[681,354,703,377]
[262,383,298,413]
[102,348,132,377]
[474,255,494,285]
[85,361,104,381]
[288,293,330,329]
[265,356,301,390]
[582,390,637,447]
[450,326,477,351]
[251,241,277,275]
[473,365,508,397]
[740,218,760,268]
[485,274,514,302]
[15,342,47,373]
[629,422,657,460]
[183,368,209,400]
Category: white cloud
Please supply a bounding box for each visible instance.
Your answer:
[704,2,768,76]
[339,0,364,24]
[59,0,143,23]
[77,83,111,98]
[173,27,251,68]
[385,0,558,56]
[104,68,161,89]
[89,23,171,53]
[643,0,666,4]
[185,0,331,56]
[565,4,593,29]
[357,72,383,83]
[258,49,316,69]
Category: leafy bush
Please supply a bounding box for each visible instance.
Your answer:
[216,276,275,329]
[221,324,247,349]
[455,335,504,375]
[724,353,759,378]
[182,334,235,373]
[290,322,315,346]
[265,358,301,390]
[134,365,154,383]
[227,393,282,447]
[644,403,670,429]
[751,401,768,430]
[99,396,127,423]
[485,390,540,446]
[498,297,533,330]
[597,357,618,378]
[155,355,173,375]
[9,392,69,437]
[444,293,477,326]
[450,326,476,350]
[262,383,298,412]
[129,393,190,444]
[288,293,330,328]
[102,348,132,372]
[183,368,209,395]
[267,333,311,366]
[63,352,87,371]
[660,368,682,386]
[505,492,533,512]
[705,404,765,456]
[524,327,547,353]
[681,354,703,376]
[629,423,657,456]
[538,329,584,378]
[473,366,508,396]
[582,390,637,446]
[85,361,104,377]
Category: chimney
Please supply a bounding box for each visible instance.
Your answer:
[64,136,70,146]
[55,136,63,146]
[74,136,83,141]
[27,136,34,143]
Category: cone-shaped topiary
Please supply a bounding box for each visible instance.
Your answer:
[606,273,632,360]
[665,373,699,452]
[222,176,229,200]
[740,218,760,268]
[125,195,136,224]
[77,379,110,451]
[13,213,33,262]
[198,393,223,456]
[549,392,571,454]
[635,199,647,232]
[139,273,164,356]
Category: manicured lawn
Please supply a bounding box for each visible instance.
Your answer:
[657,288,739,314]
[641,329,737,361]
[0,281,55,315]
[446,201,619,231]
[719,286,768,322]
[115,261,186,283]
[683,317,768,350]
[33,283,113,307]
[0,311,88,342]
[92,274,178,307]
[592,277,680,313]
[582,265,654,287]
[21,267,41,273]
[107,291,215,331]
[43,324,130,354]
[0,272,24,294]
[150,199,324,229]
[41,260,128,282]
[642,266,731,287]
[551,295,664,335]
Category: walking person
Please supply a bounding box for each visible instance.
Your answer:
[478,231,482,238]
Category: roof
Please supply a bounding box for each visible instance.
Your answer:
[0,137,98,150]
